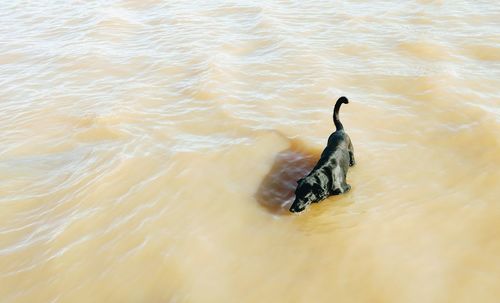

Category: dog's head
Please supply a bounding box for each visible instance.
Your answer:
[289,177,322,213]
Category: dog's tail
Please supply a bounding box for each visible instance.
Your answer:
[333,96,349,130]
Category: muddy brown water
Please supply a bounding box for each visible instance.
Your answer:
[1,1,499,302]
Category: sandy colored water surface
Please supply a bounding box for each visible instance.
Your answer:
[0,1,499,302]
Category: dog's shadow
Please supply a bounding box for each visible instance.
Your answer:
[255,141,320,215]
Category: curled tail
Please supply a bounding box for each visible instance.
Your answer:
[333,96,349,130]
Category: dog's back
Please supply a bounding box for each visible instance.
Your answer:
[313,96,354,171]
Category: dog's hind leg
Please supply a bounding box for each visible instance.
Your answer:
[348,141,355,167]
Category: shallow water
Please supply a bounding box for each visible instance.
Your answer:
[1,1,499,302]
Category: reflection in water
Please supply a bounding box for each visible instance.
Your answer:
[255,143,318,214]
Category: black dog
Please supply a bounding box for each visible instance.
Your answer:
[289,96,355,213]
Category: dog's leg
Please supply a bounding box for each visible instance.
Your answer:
[349,151,355,166]
[330,188,342,195]
[342,183,351,193]
[348,141,355,166]
[330,183,350,196]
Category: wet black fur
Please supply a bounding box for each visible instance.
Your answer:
[289,96,355,213]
